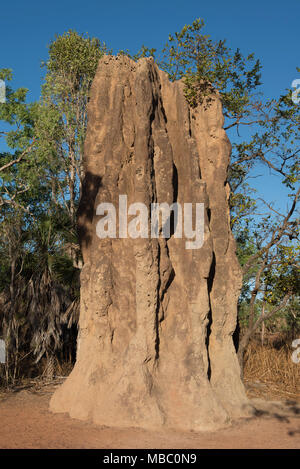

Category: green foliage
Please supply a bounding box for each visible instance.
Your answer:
[264,244,300,304]
[0,70,42,216]
[132,45,157,60]
[44,30,106,78]
[159,18,262,122]
[36,30,107,225]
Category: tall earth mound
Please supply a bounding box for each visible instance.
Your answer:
[50,55,251,431]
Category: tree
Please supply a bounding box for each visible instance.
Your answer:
[0,69,40,214]
[0,70,42,385]
[236,194,299,370]
[232,82,300,370]
[0,66,82,383]
[0,31,107,384]
[25,213,80,378]
[35,31,107,231]
[158,19,262,129]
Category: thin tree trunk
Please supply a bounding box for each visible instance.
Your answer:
[261,303,265,346]
[238,293,291,376]
[45,352,55,380]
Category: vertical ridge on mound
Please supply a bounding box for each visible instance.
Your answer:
[50,55,251,431]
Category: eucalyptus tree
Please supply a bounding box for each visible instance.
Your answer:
[35,31,107,230]
[0,67,81,382]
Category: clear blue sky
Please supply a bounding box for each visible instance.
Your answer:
[1,0,299,212]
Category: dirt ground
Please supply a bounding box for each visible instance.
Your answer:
[0,381,299,449]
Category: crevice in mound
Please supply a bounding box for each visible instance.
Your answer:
[77,172,103,252]
[155,242,161,360]
[168,163,179,238]
[206,251,216,381]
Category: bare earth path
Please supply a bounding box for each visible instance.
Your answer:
[0,383,299,449]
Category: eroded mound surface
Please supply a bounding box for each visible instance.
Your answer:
[50,56,250,431]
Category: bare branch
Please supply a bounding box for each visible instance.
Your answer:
[242,187,300,275]
[0,140,35,173]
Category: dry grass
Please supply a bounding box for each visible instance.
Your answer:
[243,342,300,400]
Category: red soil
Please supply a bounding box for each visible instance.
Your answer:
[0,384,299,449]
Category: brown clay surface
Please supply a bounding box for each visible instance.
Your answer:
[0,384,299,449]
[51,55,249,431]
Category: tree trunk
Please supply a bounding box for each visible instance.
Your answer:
[45,352,55,380]
[261,303,265,346]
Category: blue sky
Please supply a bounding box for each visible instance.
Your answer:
[0,0,299,212]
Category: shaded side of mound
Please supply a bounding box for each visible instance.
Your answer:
[50,55,251,431]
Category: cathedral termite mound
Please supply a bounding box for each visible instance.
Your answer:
[50,55,252,431]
